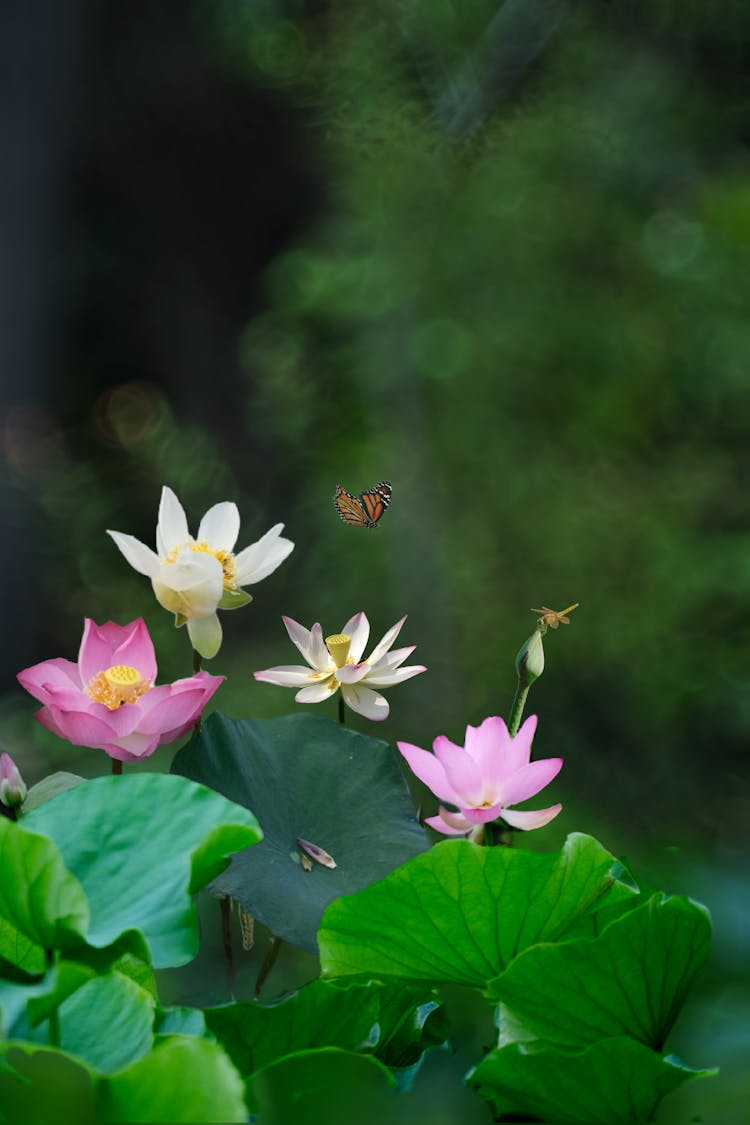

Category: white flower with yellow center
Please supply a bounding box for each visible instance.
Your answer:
[253,612,427,721]
[107,486,294,659]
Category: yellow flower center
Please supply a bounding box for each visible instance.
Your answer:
[162,540,237,590]
[325,633,352,668]
[86,665,151,710]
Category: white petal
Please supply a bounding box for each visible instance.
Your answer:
[335,662,370,684]
[309,622,332,670]
[368,645,416,674]
[187,614,223,659]
[152,554,224,618]
[341,683,389,721]
[365,615,407,666]
[197,502,240,551]
[107,531,160,578]
[341,612,370,663]
[281,616,330,671]
[364,664,426,687]
[500,804,563,831]
[157,487,190,555]
[295,677,339,703]
[254,665,330,687]
[233,524,294,585]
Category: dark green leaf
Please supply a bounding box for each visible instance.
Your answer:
[171,712,429,951]
[319,834,637,988]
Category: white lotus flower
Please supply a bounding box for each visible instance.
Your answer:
[254,612,426,721]
[108,487,294,659]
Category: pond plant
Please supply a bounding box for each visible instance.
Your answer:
[0,487,715,1123]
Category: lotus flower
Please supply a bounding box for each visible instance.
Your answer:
[254,612,426,721]
[398,715,562,835]
[107,486,294,658]
[0,752,26,809]
[17,618,224,762]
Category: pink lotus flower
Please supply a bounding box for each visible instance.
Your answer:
[17,618,224,763]
[398,715,562,835]
[0,752,26,808]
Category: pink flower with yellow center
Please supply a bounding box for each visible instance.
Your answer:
[398,715,562,835]
[17,618,224,762]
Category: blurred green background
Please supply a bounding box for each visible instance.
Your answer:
[1,1,748,1120]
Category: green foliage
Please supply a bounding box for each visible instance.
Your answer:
[22,774,261,967]
[171,712,429,950]
[319,833,637,987]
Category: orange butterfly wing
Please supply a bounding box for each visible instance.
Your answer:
[334,481,391,528]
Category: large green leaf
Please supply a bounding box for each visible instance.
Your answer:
[0,1037,247,1124]
[0,918,46,975]
[23,773,261,968]
[0,819,90,955]
[0,960,94,1040]
[98,1036,247,1122]
[246,1047,397,1125]
[467,1038,716,1125]
[489,893,711,1051]
[51,972,155,1072]
[319,833,637,988]
[171,712,429,951]
[204,978,380,1081]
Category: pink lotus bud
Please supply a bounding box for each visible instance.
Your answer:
[0,752,27,809]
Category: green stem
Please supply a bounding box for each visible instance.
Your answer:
[111,759,123,776]
[45,950,60,1047]
[255,935,283,998]
[338,694,346,725]
[507,680,530,738]
[220,897,235,1001]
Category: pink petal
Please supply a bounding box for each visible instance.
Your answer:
[340,684,389,721]
[341,612,370,664]
[365,616,407,666]
[500,757,563,807]
[424,812,471,836]
[464,715,511,766]
[36,704,119,750]
[134,684,216,737]
[105,731,161,762]
[503,714,538,778]
[109,618,157,683]
[500,804,563,831]
[78,619,128,684]
[431,737,486,804]
[459,802,505,825]
[17,658,82,704]
[335,663,370,684]
[397,742,461,803]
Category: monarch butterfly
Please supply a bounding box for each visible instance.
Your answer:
[333,481,392,528]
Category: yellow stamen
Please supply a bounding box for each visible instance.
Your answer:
[325,633,352,668]
[87,665,151,710]
[161,540,237,590]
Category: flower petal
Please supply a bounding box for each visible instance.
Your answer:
[464,715,511,766]
[341,683,389,721]
[112,618,158,683]
[341,612,370,663]
[281,617,325,671]
[500,803,563,831]
[254,665,330,687]
[365,615,407,666]
[17,658,82,704]
[364,664,426,687]
[368,645,416,674]
[135,676,224,736]
[424,811,472,836]
[187,614,223,660]
[107,531,160,579]
[197,502,240,552]
[157,486,190,555]
[335,663,370,684]
[500,757,563,807]
[36,704,120,750]
[397,742,461,803]
[309,622,332,670]
[295,677,338,703]
[459,802,505,825]
[152,555,224,619]
[233,524,294,585]
[438,748,485,807]
[504,714,539,777]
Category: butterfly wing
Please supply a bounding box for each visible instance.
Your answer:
[360,481,392,526]
[334,485,369,527]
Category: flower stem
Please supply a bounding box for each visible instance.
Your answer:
[507,681,530,738]
[220,897,235,1001]
[255,935,283,998]
[111,759,123,776]
[338,694,346,725]
[193,649,202,674]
